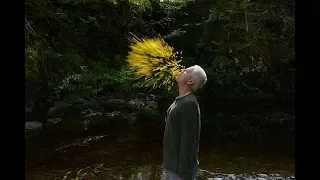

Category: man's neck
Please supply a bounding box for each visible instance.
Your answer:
[177,87,193,99]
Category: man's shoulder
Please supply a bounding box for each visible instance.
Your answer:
[178,98,199,111]
[183,94,199,105]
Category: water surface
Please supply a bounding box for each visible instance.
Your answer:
[25,111,294,180]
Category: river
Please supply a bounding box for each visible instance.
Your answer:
[25,102,295,180]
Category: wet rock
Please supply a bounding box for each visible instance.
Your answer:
[46,118,62,125]
[62,92,91,103]
[144,101,158,110]
[97,93,113,103]
[199,172,294,180]
[228,174,236,180]
[25,121,43,133]
[116,133,138,143]
[85,111,102,117]
[106,111,121,119]
[71,98,87,105]
[122,113,138,125]
[214,178,223,180]
[138,101,160,118]
[74,99,99,110]
[47,101,73,117]
[274,177,284,180]
[138,93,147,98]
[147,93,164,101]
[257,178,266,180]
[127,98,145,110]
[25,107,33,121]
[81,108,93,115]
[81,109,100,117]
[104,99,126,108]
[25,107,32,113]
[89,98,98,105]
[147,94,157,101]
[257,174,268,178]
[62,94,84,104]
[113,92,126,99]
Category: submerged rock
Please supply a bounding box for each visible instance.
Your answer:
[196,171,294,180]
[47,101,73,117]
[144,101,158,110]
[257,174,269,178]
[25,121,43,134]
[104,99,126,108]
[46,118,62,125]
[81,108,102,117]
[85,111,102,117]
[127,98,145,110]
[106,111,121,119]
[74,98,99,110]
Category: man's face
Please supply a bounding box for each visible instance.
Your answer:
[175,66,196,85]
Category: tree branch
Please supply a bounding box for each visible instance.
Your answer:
[245,11,248,41]
[25,17,51,48]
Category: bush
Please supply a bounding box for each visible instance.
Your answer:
[53,61,137,97]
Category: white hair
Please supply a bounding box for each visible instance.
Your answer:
[190,65,207,92]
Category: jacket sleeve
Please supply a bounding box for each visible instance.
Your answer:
[177,101,198,180]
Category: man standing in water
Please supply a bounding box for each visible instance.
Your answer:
[163,65,207,180]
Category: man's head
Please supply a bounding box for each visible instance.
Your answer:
[175,65,207,92]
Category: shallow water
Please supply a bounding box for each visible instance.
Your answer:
[25,112,294,180]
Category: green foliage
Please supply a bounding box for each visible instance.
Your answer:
[25,40,42,83]
[193,0,295,97]
[25,0,295,100]
[129,0,152,12]
[54,62,136,96]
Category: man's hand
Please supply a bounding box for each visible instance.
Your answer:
[177,178,183,180]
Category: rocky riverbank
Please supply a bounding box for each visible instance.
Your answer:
[25,91,295,144]
[25,92,165,134]
[195,171,295,180]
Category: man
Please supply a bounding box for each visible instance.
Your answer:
[163,65,207,180]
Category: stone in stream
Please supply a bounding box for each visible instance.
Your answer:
[81,108,92,115]
[106,111,121,119]
[47,101,73,117]
[46,118,62,125]
[25,107,33,113]
[25,107,32,121]
[122,113,137,125]
[257,178,266,180]
[144,100,158,110]
[25,121,43,133]
[85,111,102,117]
[104,99,126,108]
[228,174,236,180]
[147,94,157,101]
[74,98,99,110]
[127,98,145,110]
[257,174,268,178]
[213,178,223,180]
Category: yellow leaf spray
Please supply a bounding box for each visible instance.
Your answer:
[126,33,185,91]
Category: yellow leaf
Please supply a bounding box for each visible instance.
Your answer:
[126,33,184,91]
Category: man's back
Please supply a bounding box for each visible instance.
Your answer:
[163,93,201,180]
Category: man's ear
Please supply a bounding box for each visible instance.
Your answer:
[187,79,195,85]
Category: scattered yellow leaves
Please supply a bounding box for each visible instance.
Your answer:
[126,33,185,91]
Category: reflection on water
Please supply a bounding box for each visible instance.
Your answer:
[25,114,294,180]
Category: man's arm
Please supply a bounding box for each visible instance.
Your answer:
[177,101,198,180]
